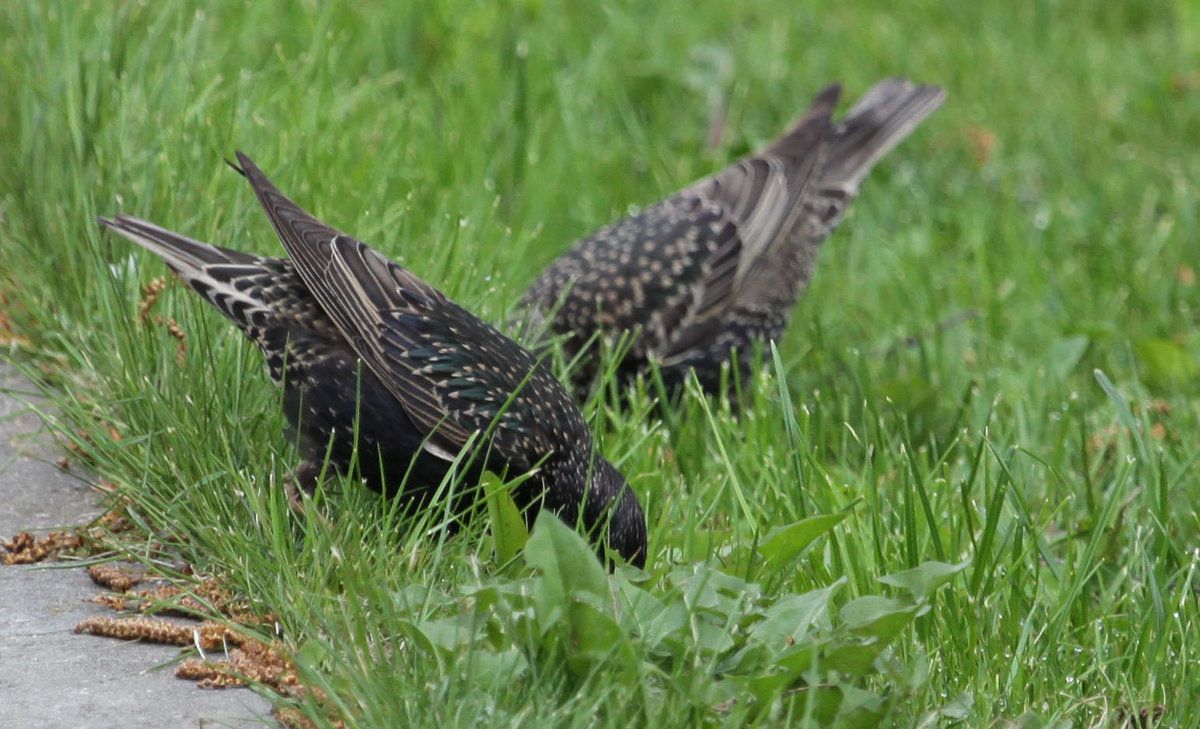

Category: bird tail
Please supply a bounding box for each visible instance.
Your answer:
[99,214,257,274]
[818,77,946,194]
[97,214,274,333]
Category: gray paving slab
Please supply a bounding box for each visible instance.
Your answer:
[0,362,275,729]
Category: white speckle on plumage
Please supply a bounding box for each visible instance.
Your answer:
[519,78,945,402]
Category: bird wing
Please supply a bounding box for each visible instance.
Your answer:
[517,88,837,365]
[649,85,839,361]
[647,207,742,362]
[231,152,575,466]
[679,84,839,304]
[518,199,731,346]
[733,79,945,313]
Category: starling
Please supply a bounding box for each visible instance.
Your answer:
[98,152,647,568]
[519,78,945,401]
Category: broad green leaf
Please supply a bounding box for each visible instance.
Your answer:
[748,579,842,652]
[617,579,689,651]
[294,639,329,669]
[1009,712,1047,729]
[390,583,439,613]
[788,684,846,724]
[667,567,728,612]
[927,691,973,723]
[1135,337,1198,385]
[835,682,889,729]
[1047,335,1089,378]
[822,640,888,676]
[759,513,848,572]
[667,564,761,618]
[394,618,452,664]
[717,640,772,676]
[693,619,737,658]
[840,596,906,627]
[466,648,528,685]
[524,510,608,603]
[408,615,478,655]
[564,600,639,685]
[483,471,529,564]
[724,640,819,694]
[566,600,623,654]
[772,641,822,676]
[840,596,923,640]
[738,669,795,705]
[460,580,534,615]
[877,559,969,601]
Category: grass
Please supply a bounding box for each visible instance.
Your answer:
[2,0,1198,725]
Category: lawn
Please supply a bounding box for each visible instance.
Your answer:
[2,0,1198,726]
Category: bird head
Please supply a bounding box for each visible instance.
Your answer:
[587,456,648,569]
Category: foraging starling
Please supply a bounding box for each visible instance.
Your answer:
[519,78,945,401]
[98,152,647,568]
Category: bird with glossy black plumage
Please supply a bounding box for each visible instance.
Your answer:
[99,153,647,568]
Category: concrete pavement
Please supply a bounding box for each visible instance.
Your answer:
[0,362,274,729]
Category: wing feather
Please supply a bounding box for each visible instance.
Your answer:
[231,152,578,467]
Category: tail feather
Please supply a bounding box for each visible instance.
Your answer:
[760,82,842,172]
[98,214,257,273]
[98,214,284,337]
[820,78,946,193]
[728,78,943,319]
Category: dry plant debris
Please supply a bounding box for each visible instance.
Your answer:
[1,509,134,565]
[87,562,143,592]
[2,530,83,565]
[76,562,344,726]
[137,277,168,325]
[136,276,188,365]
[0,292,31,347]
[75,615,237,648]
[274,705,346,729]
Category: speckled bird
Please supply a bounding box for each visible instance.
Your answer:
[519,78,945,401]
[98,152,647,568]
